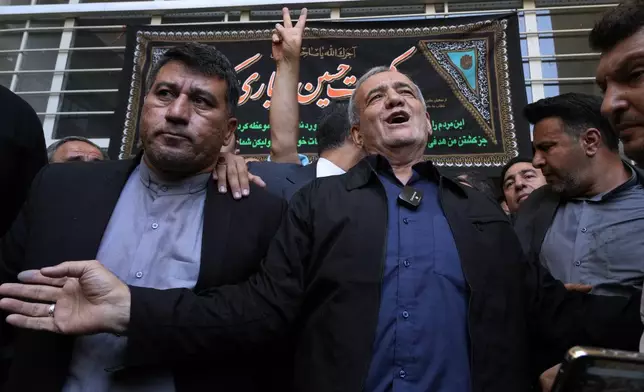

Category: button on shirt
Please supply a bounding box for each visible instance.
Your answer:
[540,166,644,297]
[365,163,471,392]
[63,162,209,392]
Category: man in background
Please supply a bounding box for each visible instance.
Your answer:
[251,101,364,200]
[515,92,644,298]
[501,157,547,215]
[47,136,107,163]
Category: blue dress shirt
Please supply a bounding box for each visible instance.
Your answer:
[364,166,471,392]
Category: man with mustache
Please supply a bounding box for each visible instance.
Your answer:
[0,41,291,391]
[514,92,644,298]
[1,67,642,392]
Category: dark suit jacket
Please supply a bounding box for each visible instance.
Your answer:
[0,157,289,392]
[248,161,317,201]
[0,84,47,238]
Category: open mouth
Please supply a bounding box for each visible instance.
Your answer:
[385,111,410,125]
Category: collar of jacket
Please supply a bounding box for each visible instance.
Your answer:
[344,154,467,197]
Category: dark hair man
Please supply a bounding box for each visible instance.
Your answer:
[3,67,642,392]
[47,136,107,163]
[592,0,644,168]
[514,92,644,298]
[590,0,644,355]
[249,100,363,200]
[501,157,547,214]
[0,40,288,392]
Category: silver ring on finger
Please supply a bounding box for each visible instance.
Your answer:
[48,304,55,317]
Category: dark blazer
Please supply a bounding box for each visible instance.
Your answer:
[248,161,317,201]
[0,157,288,392]
[0,84,47,237]
[119,156,642,392]
[514,165,644,258]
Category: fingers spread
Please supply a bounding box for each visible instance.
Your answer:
[0,283,62,303]
[0,298,52,318]
[5,314,57,333]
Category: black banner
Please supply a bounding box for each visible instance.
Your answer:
[112,14,531,174]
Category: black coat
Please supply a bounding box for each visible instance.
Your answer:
[0,158,288,392]
[119,156,642,392]
[0,84,47,237]
[248,161,317,200]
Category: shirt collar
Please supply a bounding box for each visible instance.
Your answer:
[579,161,638,202]
[138,160,210,195]
[316,157,346,178]
[369,154,440,184]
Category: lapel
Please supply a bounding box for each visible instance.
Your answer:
[530,187,561,255]
[195,180,232,292]
[286,162,317,185]
[71,158,139,261]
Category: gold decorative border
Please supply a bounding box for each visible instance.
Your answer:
[119,18,520,168]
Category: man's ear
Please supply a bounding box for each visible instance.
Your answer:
[350,124,363,149]
[582,128,601,157]
[425,112,432,137]
[224,117,238,146]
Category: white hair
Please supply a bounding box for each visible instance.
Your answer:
[347,66,426,126]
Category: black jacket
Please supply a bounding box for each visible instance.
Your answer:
[120,156,642,392]
[0,84,47,237]
[249,161,317,200]
[0,158,288,392]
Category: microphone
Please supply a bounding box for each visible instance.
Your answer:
[398,186,423,210]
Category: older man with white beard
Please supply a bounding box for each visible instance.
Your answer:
[0,67,642,392]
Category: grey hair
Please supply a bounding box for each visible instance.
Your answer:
[347,66,426,126]
[47,136,108,162]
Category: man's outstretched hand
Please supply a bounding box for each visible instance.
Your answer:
[0,261,131,335]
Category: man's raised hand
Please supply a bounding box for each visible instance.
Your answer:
[272,7,307,65]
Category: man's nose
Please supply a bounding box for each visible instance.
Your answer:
[532,152,545,169]
[165,95,190,125]
[601,82,629,121]
[384,90,404,109]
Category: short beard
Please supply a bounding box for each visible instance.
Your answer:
[550,172,583,198]
[143,148,214,181]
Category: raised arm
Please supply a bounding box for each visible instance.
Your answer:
[268,7,307,164]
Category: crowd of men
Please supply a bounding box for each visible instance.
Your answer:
[0,1,643,391]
